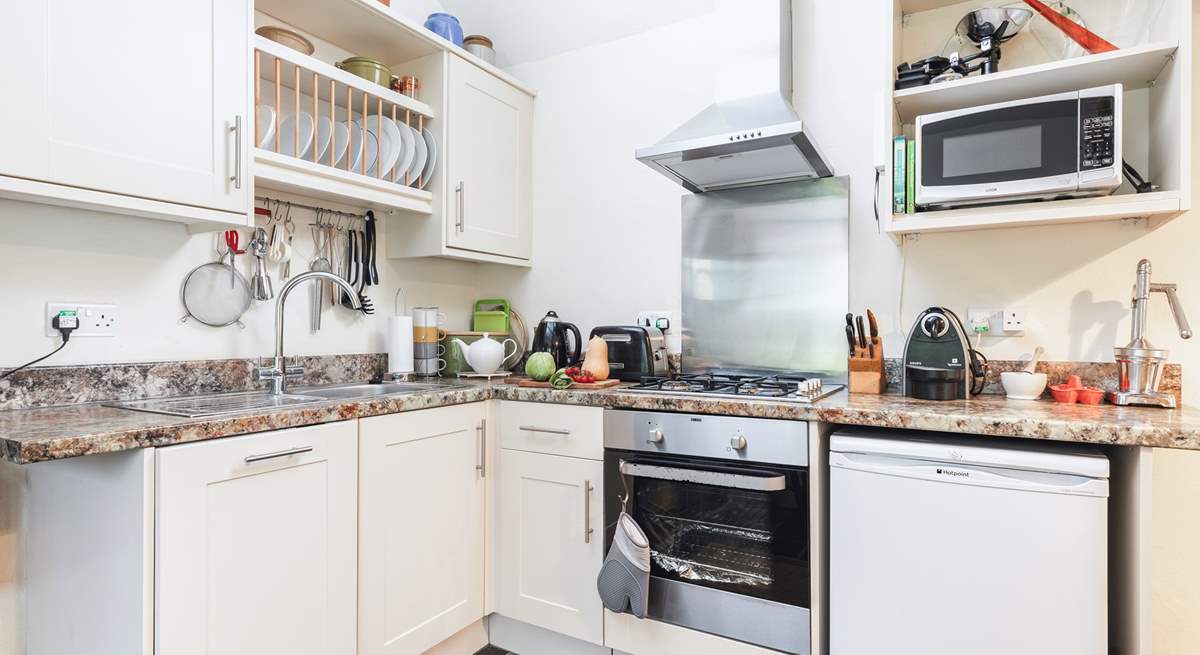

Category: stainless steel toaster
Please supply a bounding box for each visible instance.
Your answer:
[589,326,668,382]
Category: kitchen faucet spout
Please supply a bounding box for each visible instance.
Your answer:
[257,271,361,395]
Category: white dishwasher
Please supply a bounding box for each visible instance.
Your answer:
[829,429,1109,655]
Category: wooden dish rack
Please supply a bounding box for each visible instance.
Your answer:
[253,36,435,190]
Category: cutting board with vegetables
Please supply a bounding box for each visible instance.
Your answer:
[516,378,621,390]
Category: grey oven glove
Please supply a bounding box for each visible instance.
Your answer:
[597,512,651,618]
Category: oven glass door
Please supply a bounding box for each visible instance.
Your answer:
[921,99,1078,187]
[605,450,810,609]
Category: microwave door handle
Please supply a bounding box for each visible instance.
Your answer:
[619,460,787,492]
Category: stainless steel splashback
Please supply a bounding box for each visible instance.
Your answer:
[681,177,849,380]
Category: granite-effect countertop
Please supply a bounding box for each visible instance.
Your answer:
[4,381,1200,464]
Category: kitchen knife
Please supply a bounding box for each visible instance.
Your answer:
[867,309,879,339]
[845,324,857,356]
[856,315,867,350]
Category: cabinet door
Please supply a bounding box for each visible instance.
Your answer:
[497,449,605,644]
[0,0,250,213]
[155,421,358,655]
[359,403,488,654]
[445,55,532,260]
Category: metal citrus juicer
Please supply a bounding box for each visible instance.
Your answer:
[1109,259,1192,408]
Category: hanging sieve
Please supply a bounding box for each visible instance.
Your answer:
[179,261,253,328]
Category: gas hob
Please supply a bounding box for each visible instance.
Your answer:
[624,372,843,403]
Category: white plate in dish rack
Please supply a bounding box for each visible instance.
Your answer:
[407,124,427,185]
[347,120,379,174]
[256,105,276,149]
[420,127,437,189]
[279,112,315,159]
[365,117,401,178]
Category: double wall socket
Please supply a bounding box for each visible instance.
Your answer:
[46,303,118,337]
[967,307,1026,336]
[636,310,672,333]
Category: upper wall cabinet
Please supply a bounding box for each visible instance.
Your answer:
[385,52,535,266]
[0,0,252,227]
[443,55,534,261]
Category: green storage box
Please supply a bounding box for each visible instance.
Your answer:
[472,299,510,333]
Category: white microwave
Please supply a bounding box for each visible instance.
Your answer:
[915,84,1122,209]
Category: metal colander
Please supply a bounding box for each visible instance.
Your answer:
[180,261,253,328]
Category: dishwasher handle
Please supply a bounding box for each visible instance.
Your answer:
[829,451,1110,497]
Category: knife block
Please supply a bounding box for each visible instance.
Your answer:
[848,337,886,394]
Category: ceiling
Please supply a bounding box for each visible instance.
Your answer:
[437,0,716,68]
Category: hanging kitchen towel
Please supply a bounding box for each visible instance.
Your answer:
[596,512,651,618]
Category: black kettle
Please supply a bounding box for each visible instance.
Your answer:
[531,310,582,368]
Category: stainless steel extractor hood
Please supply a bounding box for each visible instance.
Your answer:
[635,0,832,193]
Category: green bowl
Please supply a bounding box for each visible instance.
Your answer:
[335,57,392,88]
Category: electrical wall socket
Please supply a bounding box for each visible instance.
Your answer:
[1003,308,1026,334]
[966,309,992,335]
[635,310,672,333]
[46,303,118,337]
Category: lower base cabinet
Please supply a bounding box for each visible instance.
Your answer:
[496,448,605,645]
[358,404,489,654]
[155,421,359,655]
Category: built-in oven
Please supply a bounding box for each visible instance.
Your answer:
[915,83,1122,208]
[603,409,811,654]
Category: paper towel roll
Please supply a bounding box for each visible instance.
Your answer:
[388,316,415,374]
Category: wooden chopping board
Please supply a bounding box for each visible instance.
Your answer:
[516,378,621,390]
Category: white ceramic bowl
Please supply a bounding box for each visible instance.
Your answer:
[1000,372,1048,400]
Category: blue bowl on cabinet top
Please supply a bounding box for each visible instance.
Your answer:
[424,13,464,47]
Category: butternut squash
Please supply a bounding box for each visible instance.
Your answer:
[581,336,610,381]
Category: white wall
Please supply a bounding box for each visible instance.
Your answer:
[475,6,788,350]
[0,197,481,366]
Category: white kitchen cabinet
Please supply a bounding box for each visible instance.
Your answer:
[358,403,489,655]
[388,52,534,265]
[155,421,358,655]
[0,0,250,226]
[496,448,605,645]
[444,54,533,260]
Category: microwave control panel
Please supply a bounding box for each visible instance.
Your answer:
[1079,96,1115,170]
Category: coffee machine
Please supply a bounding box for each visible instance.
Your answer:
[902,307,985,400]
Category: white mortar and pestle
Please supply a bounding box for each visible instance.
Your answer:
[1000,346,1047,400]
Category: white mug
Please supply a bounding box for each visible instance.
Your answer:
[412,306,446,327]
[415,357,446,377]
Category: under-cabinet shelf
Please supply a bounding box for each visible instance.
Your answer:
[254,148,433,214]
[886,191,1181,236]
[255,0,535,95]
[893,41,1179,123]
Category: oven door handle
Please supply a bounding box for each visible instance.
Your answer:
[619,460,787,492]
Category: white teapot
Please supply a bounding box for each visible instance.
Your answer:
[452,333,518,375]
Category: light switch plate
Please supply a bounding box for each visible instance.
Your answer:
[46,302,118,337]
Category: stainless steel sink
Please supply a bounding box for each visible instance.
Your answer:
[294,382,452,401]
[106,382,460,418]
[107,391,327,418]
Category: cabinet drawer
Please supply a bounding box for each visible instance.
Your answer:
[498,401,603,460]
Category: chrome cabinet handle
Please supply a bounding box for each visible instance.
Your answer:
[244,445,312,464]
[519,425,571,436]
[455,181,465,232]
[583,480,594,544]
[475,418,486,477]
[230,115,243,190]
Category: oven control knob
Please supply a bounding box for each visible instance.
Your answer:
[730,435,747,451]
[647,429,664,444]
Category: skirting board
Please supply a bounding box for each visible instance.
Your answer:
[488,614,609,655]
[426,619,488,655]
